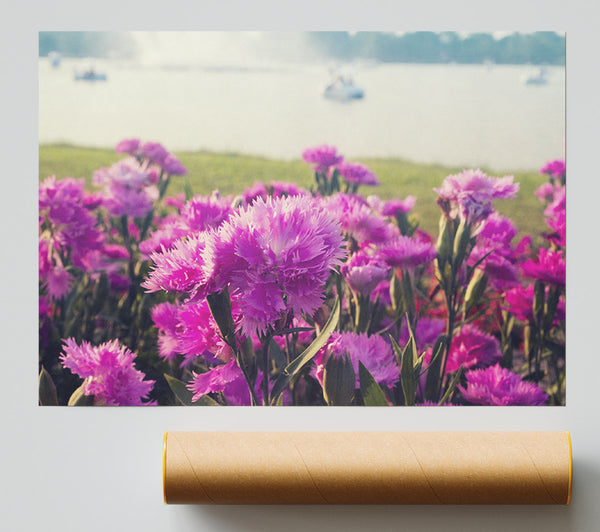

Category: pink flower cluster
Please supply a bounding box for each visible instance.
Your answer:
[60,338,155,405]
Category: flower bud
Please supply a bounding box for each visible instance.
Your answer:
[453,218,471,268]
[323,351,356,406]
[436,215,452,265]
[464,268,488,314]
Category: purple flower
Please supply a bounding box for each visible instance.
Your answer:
[544,185,565,219]
[434,169,519,225]
[161,154,187,176]
[313,332,399,388]
[39,176,104,265]
[504,285,565,324]
[302,144,344,174]
[188,358,242,402]
[546,210,566,248]
[446,324,502,372]
[540,159,566,181]
[140,141,169,164]
[143,235,210,297]
[468,213,520,286]
[151,302,181,361]
[380,196,417,217]
[459,364,548,406]
[242,181,307,205]
[115,138,140,155]
[337,162,380,186]
[324,193,398,245]
[341,250,389,296]
[534,182,558,203]
[201,195,346,337]
[379,235,436,270]
[93,158,158,218]
[43,264,72,300]
[521,248,565,287]
[60,338,155,405]
[399,317,445,351]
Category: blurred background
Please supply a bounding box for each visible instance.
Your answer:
[38,31,565,172]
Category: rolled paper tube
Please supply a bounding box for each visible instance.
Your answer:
[163,431,572,505]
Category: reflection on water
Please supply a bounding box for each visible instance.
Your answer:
[39,58,565,171]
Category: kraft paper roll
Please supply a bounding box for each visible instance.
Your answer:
[163,431,572,505]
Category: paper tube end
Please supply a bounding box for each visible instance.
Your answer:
[162,431,168,505]
[567,431,572,505]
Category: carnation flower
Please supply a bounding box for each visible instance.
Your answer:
[445,324,502,372]
[313,332,399,388]
[521,248,565,287]
[337,161,380,186]
[302,144,344,174]
[115,138,140,155]
[341,250,389,296]
[434,169,519,225]
[379,235,436,270]
[546,210,566,247]
[202,195,346,336]
[140,141,169,164]
[503,285,565,324]
[540,159,566,181]
[534,182,558,203]
[381,196,416,217]
[544,185,565,220]
[93,158,158,218]
[399,317,445,351]
[161,154,187,176]
[323,193,398,245]
[60,338,155,405]
[242,181,308,205]
[188,358,242,402]
[43,264,72,300]
[143,235,210,297]
[459,364,548,406]
[39,176,104,266]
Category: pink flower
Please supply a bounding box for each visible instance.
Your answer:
[43,264,72,300]
[503,285,565,324]
[313,332,399,388]
[459,364,548,405]
[302,144,344,174]
[341,250,389,296]
[521,248,565,287]
[93,158,158,218]
[534,182,557,203]
[379,235,437,270]
[187,358,242,402]
[540,159,566,181]
[140,141,169,164]
[445,324,502,372]
[434,169,519,225]
[161,154,187,176]
[60,338,155,405]
[324,193,398,245]
[337,161,380,186]
[115,138,140,155]
[242,181,308,205]
[201,195,346,336]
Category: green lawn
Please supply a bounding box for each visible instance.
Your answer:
[39,144,549,238]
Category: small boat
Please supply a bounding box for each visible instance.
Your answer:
[524,67,548,85]
[74,70,107,82]
[48,51,61,68]
[323,75,364,101]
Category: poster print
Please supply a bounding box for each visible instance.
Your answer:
[38,32,565,406]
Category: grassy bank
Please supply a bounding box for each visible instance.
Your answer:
[39,144,549,238]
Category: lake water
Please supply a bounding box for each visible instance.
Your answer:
[39,58,565,171]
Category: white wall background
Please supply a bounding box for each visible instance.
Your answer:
[2,1,599,530]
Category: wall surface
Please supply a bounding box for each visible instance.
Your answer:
[2,1,599,531]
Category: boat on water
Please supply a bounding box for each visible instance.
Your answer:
[323,75,364,101]
[74,70,107,82]
[524,67,548,85]
[48,51,61,68]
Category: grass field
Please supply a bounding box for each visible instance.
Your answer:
[39,144,549,238]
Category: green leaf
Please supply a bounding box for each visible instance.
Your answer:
[39,367,58,406]
[397,330,418,406]
[424,334,448,402]
[438,366,464,406]
[164,374,219,406]
[358,361,388,406]
[270,296,340,404]
[68,384,94,406]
